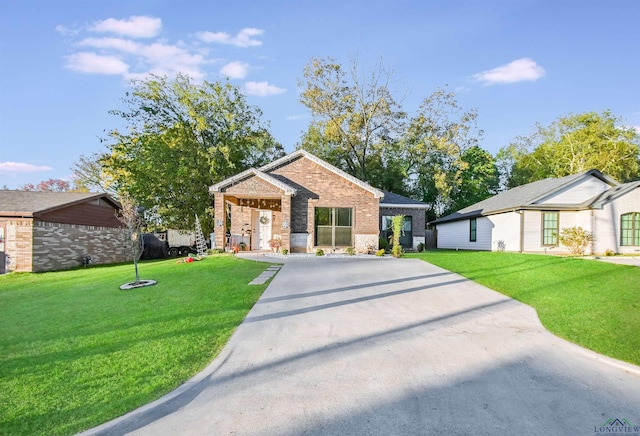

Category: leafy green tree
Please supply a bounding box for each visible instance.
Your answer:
[102,74,284,232]
[298,56,407,191]
[298,58,485,211]
[405,88,484,219]
[71,153,117,195]
[498,111,640,187]
[446,145,500,214]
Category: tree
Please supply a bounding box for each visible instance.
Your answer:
[102,74,284,233]
[71,153,117,196]
[405,88,484,219]
[297,57,485,212]
[298,56,407,191]
[116,193,155,288]
[498,111,640,187]
[21,179,70,192]
[446,145,500,214]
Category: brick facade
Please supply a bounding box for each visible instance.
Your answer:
[212,152,381,253]
[2,218,130,273]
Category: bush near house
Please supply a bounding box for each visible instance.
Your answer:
[559,226,594,255]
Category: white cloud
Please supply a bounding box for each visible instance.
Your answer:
[65,52,129,75]
[79,37,141,54]
[139,43,205,77]
[55,25,80,36]
[0,162,53,175]
[245,81,286,97]
[61,18,268,82]
[89,16,161,38]
[196,28,264,47]
[220,61,249,79]
[473,58,545,85]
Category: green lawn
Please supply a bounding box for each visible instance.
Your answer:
[0,255,273,436]
[407,251,640,366]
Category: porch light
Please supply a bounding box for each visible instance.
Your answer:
[282,219,290,229]
[216,219,223,227]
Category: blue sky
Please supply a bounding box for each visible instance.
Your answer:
[1,0,639,189]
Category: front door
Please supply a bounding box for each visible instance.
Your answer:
[253,210,272,250]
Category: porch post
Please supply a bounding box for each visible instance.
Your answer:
[214,193,226,250]
[280,194,292,252]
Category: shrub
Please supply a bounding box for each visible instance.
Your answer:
[281,248,289,255]
[559,226,594,256]
[392,244,403,258]
[605,249,615,257]
[345,247,356,256]
[417,242,425,252]
[316,249,325,256]
[379,237,389,251]
[209,248,225,255]
[375,249,386,257]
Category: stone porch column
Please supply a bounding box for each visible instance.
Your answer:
[280,194,292,251]
[214,193,226,250]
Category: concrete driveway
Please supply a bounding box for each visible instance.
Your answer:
[86,257,640,436]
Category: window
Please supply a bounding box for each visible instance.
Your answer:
[469,218,477,242]
[381,215,413,247]
[542,212,559,246]
[621,212,640,246]
[315,207,353,247]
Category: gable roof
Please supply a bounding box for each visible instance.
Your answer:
[380,190,429,209]
[209,168,297,195]
[431,169,618,224]
[258,149,385,198]
[0,191,120,217]
[209,150,385,198]
[590,180,640,209]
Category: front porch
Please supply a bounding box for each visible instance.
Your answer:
[214,194,292,253]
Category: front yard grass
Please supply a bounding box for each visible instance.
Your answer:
[0,255,272,436]
[407,251,640,366]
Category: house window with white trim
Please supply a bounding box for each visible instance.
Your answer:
[315,207,353,247]
[542,212,559,246]
[621,212,640,246]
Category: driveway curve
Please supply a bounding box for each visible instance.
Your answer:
[84,257,640,436]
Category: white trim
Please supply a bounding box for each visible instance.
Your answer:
[380,203,429,209]
[259,150,385,199]
[209,169,297,195]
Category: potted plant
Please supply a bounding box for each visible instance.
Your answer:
[239,242,247,251]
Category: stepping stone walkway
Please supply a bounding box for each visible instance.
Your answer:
[249,265,282,285]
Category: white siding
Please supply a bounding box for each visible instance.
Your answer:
[593,188,640,254]
[436,217,491,250]
[522,210,594,254]
[535,177,610,205]
[487,212,521,252]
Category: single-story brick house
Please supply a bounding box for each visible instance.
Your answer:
[0,191,130,273]
[209,150,428,253]
[430,169,640,255]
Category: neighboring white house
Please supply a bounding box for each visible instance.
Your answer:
[430,170,640,255]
